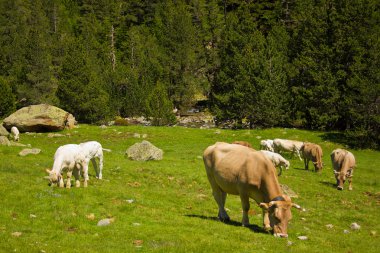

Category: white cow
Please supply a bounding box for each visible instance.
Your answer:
[273,138,304,161]
[260,139,274,152]
[10,126,19,141]
[46,144,87,188]
[79,141,104,180]
[260,150,290,176]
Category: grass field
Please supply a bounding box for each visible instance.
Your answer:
[0,125,379,252]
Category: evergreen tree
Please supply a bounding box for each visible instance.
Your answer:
[0,77,16,118]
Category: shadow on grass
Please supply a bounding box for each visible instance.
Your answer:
[185,214,269,234]
[320,181,336,189]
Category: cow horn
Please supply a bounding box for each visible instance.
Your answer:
[292,203,303,210]
[259,203,269,210]
[45,169,52,174]
[269,201,277,207]
[43,176,50,180]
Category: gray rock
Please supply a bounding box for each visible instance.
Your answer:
[3,104,76,132]
[350,222,361,230]
[126,141,163,161]
[297,236,308,240]
[0,136,10,146]
[97,218,114,226]
[0,124,9,136]
[19,148,41,156]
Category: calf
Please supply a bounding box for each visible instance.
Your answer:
[46,144,87,188]
[301,142,323,172]
[79,141,104,180]
[260,150,290,176]
[331,149,356,190]
[273,139,304,161]
[10,126,19,142]
[260,139,274,152]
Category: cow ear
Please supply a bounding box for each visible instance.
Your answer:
[259,203,269,210]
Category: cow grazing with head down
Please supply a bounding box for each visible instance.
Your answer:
[330,149,356,190]
[260,150,290,176]
[301,142,323,172]
[273,139,304,161]
[203,142,301,238]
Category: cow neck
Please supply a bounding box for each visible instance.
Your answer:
[262,174,283,203]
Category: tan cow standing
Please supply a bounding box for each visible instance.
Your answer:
[331,149,356,190]
[203,142,301,238]
[301,142,323,172]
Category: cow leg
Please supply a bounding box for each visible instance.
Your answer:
[213,189,229,222]
[304,158,308,170]
[278,166,282,176]
[296,150,303,161]
[263,210,271,231]
[66,171,72,189]
[91,158,97,179]
[73,168,80,187]
[348,177,353,191]
[239,194,250,226]
[98,154,103,179]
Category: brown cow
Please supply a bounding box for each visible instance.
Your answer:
[203,142,301,238]
[232,141,253,148]
[301,142,323,172]
[331,149,356,190]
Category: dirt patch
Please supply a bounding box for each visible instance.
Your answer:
[364,192,380,204]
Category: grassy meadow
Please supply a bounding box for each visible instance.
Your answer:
[0,125,379,252]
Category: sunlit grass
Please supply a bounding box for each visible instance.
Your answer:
[0,125,379,252]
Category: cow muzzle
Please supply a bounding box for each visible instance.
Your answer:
[337,186,343,190]
[274,233,288,238]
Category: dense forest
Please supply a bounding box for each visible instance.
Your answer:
[0,0,379,148]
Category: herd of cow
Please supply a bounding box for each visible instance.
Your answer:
[42,133,355,239]
[202,139,356,238]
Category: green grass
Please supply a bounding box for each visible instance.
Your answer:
[0,125,379,252]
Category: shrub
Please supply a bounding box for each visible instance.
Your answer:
[0,77,16,118]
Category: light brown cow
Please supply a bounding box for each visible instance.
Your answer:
[203,142,301,237]
[301,142,323,172]
[330,149,356,190]
[232,141,253,148]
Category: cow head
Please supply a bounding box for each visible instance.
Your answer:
[45,169,62,187]
[260,195,301,238]
[313,161,323,172]
[334,170,352,190]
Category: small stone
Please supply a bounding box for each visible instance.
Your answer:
[343,229,350,234]
[301,218,306,221]
[370,230,377,236]
[132,223,141,226]
[350,222,361,230]
[297,236,308,240]
[287,241,293,246]
[30,214,37,218]
[125,199,134,204]
[97,218,114,226]
[11,232,22,237]
[326,224,334,229]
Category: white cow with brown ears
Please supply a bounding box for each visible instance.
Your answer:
[46,144,87,188]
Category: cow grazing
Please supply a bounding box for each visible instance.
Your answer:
[232,141,253,149]
[330,149,356,190]
[260,150,290,176]
[79,141,104,180]
[301,142,323,172]
[260,139,274,152]
[10,126,19,141]
[273,139,304,161]
[203,142,301,237]
[46,144,87,188]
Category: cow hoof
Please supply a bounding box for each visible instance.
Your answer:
[219,216,230,223]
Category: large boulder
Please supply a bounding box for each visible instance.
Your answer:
[126,141,163,161]
[3,104,76,132]
[0,124,9,136]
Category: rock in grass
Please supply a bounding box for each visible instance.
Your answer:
[11,232,22,237]
[126,141,163,161]
[19,148,41,156]
[350,222,361,230]
[0,136,10,146]
[97,218,114,226]
[297,236,308,240]
[343,229,350,234]
[326,224,334,229]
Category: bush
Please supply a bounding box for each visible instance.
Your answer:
[145,81,176,126]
